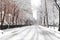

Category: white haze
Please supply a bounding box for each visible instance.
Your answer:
[31,0,41,20]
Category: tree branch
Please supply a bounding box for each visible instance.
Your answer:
[54,0,59,10]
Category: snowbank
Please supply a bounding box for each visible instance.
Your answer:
[39,25,60,37]
[0,30,4,37]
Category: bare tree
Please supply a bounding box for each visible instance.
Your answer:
[1,0,6,27]
[15,10,19,25]
[54,0,60,31]
[11,1,16,25]
[44,0,49,27]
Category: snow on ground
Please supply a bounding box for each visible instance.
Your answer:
[0,25,60,40]
[39,25,60,37]
[0,30,4,38]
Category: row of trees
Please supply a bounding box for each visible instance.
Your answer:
[45,0,60,31]
[37,0,60,31]
[0,0,19,26]
[0,0,35,29]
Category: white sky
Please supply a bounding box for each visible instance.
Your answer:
[31,0,41,20]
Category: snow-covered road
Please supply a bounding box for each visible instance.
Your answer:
[0,25,60,40]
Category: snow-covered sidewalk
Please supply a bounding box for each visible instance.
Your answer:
[39,25,60,37]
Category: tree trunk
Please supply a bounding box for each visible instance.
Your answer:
[45,0,49,27]
[16,13,18,25]
[40,17,42,25]
[1,11,6,27]
[44,16,45,26]
[1,4,6,27]
[0,0,2,29]
[12,2,15,25]
[54,0,60,31]
[58,7,60,31]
